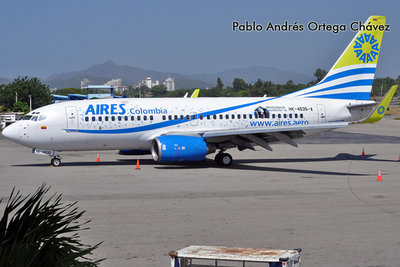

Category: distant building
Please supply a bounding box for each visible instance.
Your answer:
[105,78,122,88]
[81,78,92,89]
[163,77,175,92]
[135,77,160,89]
[105,78,126,93]
[86,85,114,99]
[80,78,127,93]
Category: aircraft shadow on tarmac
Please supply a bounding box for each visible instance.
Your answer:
[12,153,396,176]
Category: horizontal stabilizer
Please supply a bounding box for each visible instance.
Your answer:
[361,85,398,123]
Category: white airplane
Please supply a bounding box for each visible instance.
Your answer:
[2,15,397,167]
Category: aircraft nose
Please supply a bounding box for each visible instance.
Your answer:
[2,123,19,142]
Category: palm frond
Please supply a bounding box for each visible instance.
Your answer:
[0,183,104,266]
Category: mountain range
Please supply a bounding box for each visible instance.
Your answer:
[2,61,314,89]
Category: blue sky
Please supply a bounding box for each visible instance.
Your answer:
[1,0,399,79]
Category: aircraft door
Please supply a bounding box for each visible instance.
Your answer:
[317,104,326,123]
[66,106,79,131]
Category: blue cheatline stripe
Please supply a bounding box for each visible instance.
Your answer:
[65,97,278,134]
[319,67,376,85]
[299,79,373,97]
[284,67,375,97]
[306,92,371,100]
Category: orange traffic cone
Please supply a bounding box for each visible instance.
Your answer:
[362,148,365,156]
[377,169,382,181]
[96,152,100,162]
[398,152,400,162]
[136,159,141,170]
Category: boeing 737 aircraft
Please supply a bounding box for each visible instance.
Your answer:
[2,15,398,167]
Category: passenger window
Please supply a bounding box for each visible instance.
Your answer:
[111,116,115,121]
[289,114,292,119]
[124,116,128,121]
[168,115,172,120]
[192,115,196,120]
[143,116,147,120]
[174,115,178,120]
[91,117,95,122]
[186,115,190,120]
[225,114,229,119]
[254,113,258,119]
[131,116,134,121]
[243,114,247,119]
[237,114,241,119]
[213,115,217,120]
[272,114,275,119]
[118,116,122,121]
[231,114,235,119]
[31,116,39,121]
[295,114,298,118]
[278,114,281,119]
[207,115,210,120]
[180,115,184,120]
[300,114,303,118]
[199,115,203,120]
[219,115,223,119]
[150,115,154,120]
[162,115,166,120]
[249,114,252,119]
[85,117,89,122]
[284,114,287,118]
[137,116,141,121]
[98,116,102,121]
[105,116,109,121]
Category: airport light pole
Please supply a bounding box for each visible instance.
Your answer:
[29,95,32,112]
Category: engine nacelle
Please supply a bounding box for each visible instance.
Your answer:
[151,135,214,163]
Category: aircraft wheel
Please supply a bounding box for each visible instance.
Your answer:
[215,153,232,167]
[51,157,61,167]
[220,153,233,167]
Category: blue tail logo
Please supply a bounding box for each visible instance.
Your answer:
[353,33,380,63]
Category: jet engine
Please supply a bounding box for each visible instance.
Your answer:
[151,135,215,163]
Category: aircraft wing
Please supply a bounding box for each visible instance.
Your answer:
[199,121,349,138]
[160,121,348,151]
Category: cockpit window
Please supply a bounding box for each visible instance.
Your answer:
[38,115,47,121]
[31,116,39,121]
[22,115,32,120]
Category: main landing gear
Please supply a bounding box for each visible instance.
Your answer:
[214,152,233,167]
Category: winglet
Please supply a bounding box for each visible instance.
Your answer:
[191,89,200,98]
[362,85,398,123]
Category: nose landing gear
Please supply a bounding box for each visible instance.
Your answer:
[33,149,62,167]
[50,157,62,167]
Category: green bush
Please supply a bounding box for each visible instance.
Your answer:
[0,184,103,266]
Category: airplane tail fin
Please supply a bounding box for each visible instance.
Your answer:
[286,16,386,100]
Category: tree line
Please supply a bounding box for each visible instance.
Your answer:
[0,70,399,113]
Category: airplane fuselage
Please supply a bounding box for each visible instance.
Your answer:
[5,97,372,151]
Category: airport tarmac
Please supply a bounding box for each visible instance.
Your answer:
[0,117,399,266]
